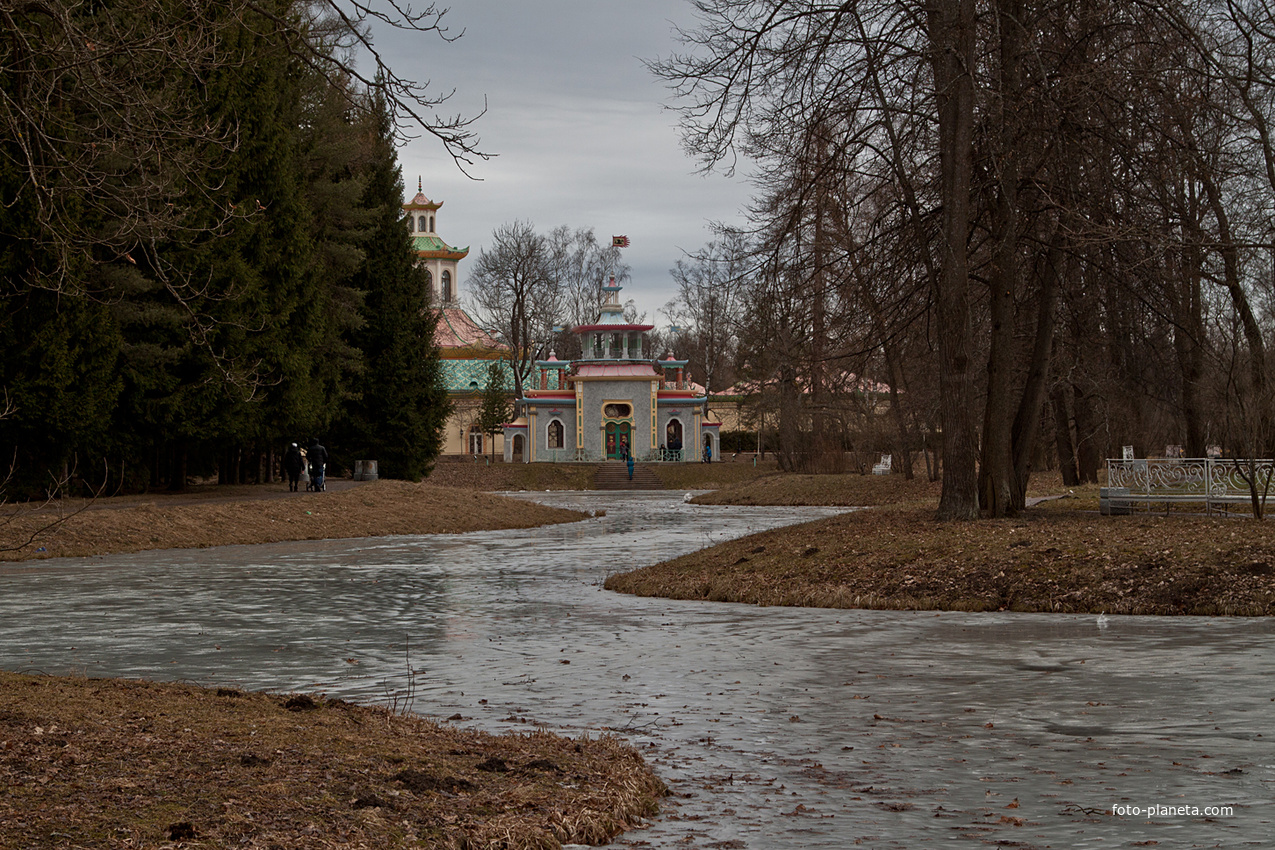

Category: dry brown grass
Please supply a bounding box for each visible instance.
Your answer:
[426,462,597,492]
[607,471,1275,616]
[427,457,784,493]
[687,469,943,507]
[0,480,588,563]
[647,459,782,491]
[0,672,665,849]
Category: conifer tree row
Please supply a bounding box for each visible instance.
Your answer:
[0,1,462,493]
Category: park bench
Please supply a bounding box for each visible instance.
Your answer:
[1101,456,1274,515]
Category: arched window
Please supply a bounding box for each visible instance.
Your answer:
[418,215,427,232]
[423,270,432,291]
[441,270,452,302]
[468,424,483,455]
[547,419,564,449]
[429,215,435,232]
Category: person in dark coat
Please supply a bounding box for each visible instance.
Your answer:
[307,438,328,492]
[283,442,304,492]
[626,453,635,481]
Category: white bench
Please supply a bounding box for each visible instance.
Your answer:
[872,454,892,475]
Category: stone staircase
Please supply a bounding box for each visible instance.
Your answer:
[594,461,664,490]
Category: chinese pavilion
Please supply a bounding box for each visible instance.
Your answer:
[502,276,720,463]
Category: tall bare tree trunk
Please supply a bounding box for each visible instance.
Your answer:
[1169,243,1208,457]
[928,0,979,520]
[884,344,915,479]
[1051,384,1080,486]
[978,0,1024,518]
[1009,236,1063,509]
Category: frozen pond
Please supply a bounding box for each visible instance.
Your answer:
[1,491,1272,848]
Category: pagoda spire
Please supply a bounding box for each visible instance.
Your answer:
[418,175,422,193]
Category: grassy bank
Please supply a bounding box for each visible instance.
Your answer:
[425,460,598,491]
[0,672,665,849]
[605,473,1275,616]
[425,457,783,492]
[0,480,588,562]
[685,469,942,506]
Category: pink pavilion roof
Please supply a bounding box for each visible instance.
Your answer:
[435,307,503,351]
[574,362,659,379]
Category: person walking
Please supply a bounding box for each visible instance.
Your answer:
[283,442,304,492]
[307,437,328,492]
[626,453,635,481]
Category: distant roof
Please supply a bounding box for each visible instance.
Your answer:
[439,359,516,394]
[574,363,659,379]
[436,307,504,351]
[574,323,655,333]
[405,192,441,211]
[413,235,468,259]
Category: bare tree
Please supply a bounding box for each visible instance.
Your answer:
[467,221,562,399]
[664,229,749,397]
[546,226,630,357]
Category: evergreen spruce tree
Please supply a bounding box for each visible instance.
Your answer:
[0,67,122,494]
[341,90,451,480]
[118,1,329,487]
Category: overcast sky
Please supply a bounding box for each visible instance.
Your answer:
[375,0,755,325]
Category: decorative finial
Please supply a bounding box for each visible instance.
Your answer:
[418,176,422,193]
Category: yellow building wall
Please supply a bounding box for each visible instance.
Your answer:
[442,397,506,457]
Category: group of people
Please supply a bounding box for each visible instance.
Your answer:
[283,438,329,492]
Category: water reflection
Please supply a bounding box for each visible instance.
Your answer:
[1,491,1271,847]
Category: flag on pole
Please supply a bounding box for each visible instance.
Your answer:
[612,235,630,248]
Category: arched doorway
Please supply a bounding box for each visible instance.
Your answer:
[666,419,683,454]
[512,433,525,462]
[605,421,632,459]
[703,431,714,462]
[468,424,483,455]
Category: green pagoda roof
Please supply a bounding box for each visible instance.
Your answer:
[412,235,469,257]
[440,359,516,394]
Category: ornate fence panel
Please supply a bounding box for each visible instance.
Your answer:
[1103,458,1275,514]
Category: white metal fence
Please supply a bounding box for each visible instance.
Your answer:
[1102,457,1275,514]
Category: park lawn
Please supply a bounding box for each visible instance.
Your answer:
[685,468,944,506]
[426,461,598,491]
[427,457,786,492]
[607,472,1275,616]
[0,480,589,563]
[648,458,783,491]
[0,672,664,850]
